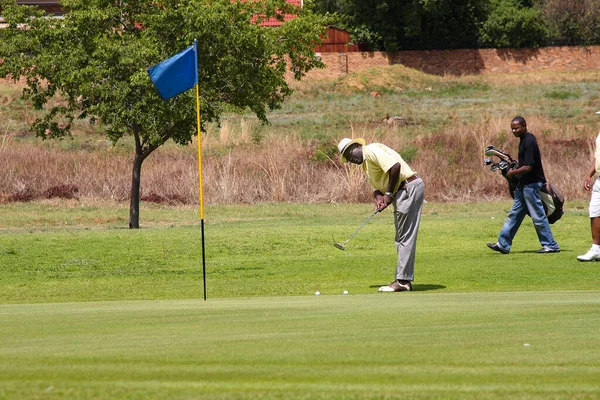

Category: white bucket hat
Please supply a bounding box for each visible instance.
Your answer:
[338,138,366,163]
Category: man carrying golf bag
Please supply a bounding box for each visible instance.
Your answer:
[338,138,424,292]
[486,116,560,255]
[484,146,564,224]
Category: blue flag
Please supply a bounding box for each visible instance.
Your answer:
[148,41,198,100]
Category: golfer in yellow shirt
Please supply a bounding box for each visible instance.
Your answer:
[338,138,425,292]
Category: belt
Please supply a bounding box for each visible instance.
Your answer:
[406,175,418,183]
[398,175,419,190]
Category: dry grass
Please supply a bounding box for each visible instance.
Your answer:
[1,68,597,206]
[0,115,592,205]
[453,70,600,86]
[334,64,443,93]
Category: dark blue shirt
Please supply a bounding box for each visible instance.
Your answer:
[518,132,546,187]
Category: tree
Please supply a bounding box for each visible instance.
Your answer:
[540,0,600,45]
[0,0,330,228]
[306,0,390,50]
[402,0,489,50]
[310,0,489,51]
[479,0,548,48]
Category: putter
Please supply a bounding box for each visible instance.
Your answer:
[334,209,379,251]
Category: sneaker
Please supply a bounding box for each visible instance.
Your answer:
[486,243,509,254]
[378,280,412,292]
[577,249,600,262]
[536,246,560,254]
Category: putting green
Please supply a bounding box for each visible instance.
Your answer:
[2,291,599,399]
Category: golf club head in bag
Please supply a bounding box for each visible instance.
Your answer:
[484,146,519,172]
[483,145,518,197]
[483,145,564,224]
[484,145,511,162]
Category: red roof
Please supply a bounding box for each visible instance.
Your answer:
[256,0,302,27]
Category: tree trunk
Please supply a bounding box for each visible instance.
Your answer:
[129,151,144,229]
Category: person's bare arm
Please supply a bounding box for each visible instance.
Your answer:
[584,158,596,191]
[506,164,532,179]
[375,163,400,211]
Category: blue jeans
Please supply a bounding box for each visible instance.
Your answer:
[498,182,559,252]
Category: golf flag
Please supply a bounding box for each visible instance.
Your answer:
[148,40,207,301]
[147,42,198,100]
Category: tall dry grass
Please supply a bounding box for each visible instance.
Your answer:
[0,114,594,205]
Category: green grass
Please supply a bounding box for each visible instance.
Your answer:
[0,201,596,302]
[2,292,600,399]
[9,69,600,147]
[4,64,600,399]
[277,71,600,138]
[1,201,599,399]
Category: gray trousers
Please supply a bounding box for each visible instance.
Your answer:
[393,178,424,281]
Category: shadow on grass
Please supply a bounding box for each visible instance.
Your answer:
[369,284,446,292]
[516,249,569,254]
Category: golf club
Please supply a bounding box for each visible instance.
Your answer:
[483,144,564,224]
[334,209,379,251]
[484,145,518,168]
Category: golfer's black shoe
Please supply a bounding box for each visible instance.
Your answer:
[536,247,560,254]
[487,243,509,254]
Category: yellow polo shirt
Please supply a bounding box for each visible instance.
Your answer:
[595,132,600,175]
[362,143,416,193]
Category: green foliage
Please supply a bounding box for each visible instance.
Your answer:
[347,23,384,50]
[310,139,338,162]
[310,0,600,50]
[544,89,581,100]
[0,0,329,142]
[542,0,600,45]
[250,124,266,145]
[0,0,331,226]
[307,0,352,15]
[309,0,404,51]
[479,0,549,48]
[402,0,489,50]
[436,82,491,97]
[312,0,489,50]
[399,144,418,162]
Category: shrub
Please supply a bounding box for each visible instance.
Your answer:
[542,0,600,45]
[43,184,79,200]
[479,0,549,48]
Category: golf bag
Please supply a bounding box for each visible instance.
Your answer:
[484,145,564,224]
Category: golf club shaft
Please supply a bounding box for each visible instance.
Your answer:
[342,209,379,245]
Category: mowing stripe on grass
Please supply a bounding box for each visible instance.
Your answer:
[1,291,599,399]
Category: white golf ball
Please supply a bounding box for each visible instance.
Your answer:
[343,290,349,295]
[315,291,320,296]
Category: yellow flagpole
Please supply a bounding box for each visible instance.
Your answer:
[196,82,207,301]
[196,84,204,221]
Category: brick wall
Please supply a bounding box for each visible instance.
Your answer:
[299,46,600,80]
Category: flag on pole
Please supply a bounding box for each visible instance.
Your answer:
[147,43,198,100]
[147,40,208,301]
